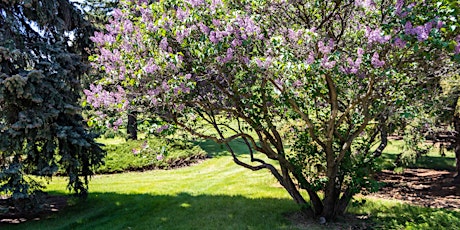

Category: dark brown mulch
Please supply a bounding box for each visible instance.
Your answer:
[371,168,460,209]
[0,195,68,225]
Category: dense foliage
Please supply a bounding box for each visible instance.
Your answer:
[0,0,105,210]
[88,0,459,220]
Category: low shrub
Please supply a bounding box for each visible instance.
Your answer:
[96,137,207,174]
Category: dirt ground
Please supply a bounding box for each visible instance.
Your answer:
[371,168,460,210]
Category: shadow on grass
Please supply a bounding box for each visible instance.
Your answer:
[4,192,459,230]
[377,152,456,171]
[196,139,253,158]
[350,200,460,229]
[2,192,301,230]
[412,155,456,171]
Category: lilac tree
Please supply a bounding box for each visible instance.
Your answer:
[87,0,459,220]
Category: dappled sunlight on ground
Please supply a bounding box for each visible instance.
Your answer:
[370,169,460,210]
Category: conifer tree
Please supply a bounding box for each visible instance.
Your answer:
[0,0,105,211]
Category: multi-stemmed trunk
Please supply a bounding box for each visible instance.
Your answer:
[279,157,353,221]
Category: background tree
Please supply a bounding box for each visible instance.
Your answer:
[0,0,105,211]
[78,0,120,30]
[80,0,143,140]
[389,0,460,178]
[87,0,459,220]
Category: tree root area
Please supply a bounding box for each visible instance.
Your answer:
[371,168,460,210]
[0,195,68,225]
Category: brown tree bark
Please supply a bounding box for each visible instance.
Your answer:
[320,163,343,220]
[127,111,138,140]
[454,113,460,181]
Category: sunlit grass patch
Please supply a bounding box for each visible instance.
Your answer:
[348,197,460,230]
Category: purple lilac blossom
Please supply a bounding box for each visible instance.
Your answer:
[366,27,390,44]
[176,7,189,21]
[395,0,404,16]
[371,52,385,68]
[321,56,336,69]
[306,52,315,64]
[187,0,204,7]
[197,22,210,34]
[160,38,168,51]
[394,37,407,48]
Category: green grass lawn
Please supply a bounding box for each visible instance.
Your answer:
[2,138,460,229]
[377,139,456,171]
[4,156,305,230]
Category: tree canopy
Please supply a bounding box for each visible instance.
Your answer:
[88,0,459,220]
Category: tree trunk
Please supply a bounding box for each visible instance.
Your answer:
[279,164,308,206]
[336,187,354,215]
[320,164,343,221]
[454,113,460,181]
[321,180,341,220]
[127,111,138,140]
[306,188,323,216]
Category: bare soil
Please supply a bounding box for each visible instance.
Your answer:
[371,168,460,210]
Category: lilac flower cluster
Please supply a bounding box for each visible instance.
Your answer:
[404,21,433,42]
[317,39,336,69]
[186,0,204,7]
[160,37,169,51]
[255,57,272,69]
[235,15,263,40]
[176,7,190,21]
[217,48,234,63]
[210,0,223,10]
[144,58,158,74]
[366,27,391,45]
[355,0,376,9]
[287,29,303,42]
[318,40,334,55]
[321,57,336,69]
[393,37,407,48]
[371,52,385,68]
[340,48,364,74]
[305,51,315,65]
[84,84,127,110]
[156,124,169,133]
[197,22,210,34]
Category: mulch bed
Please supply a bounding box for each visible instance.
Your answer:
[371,168,460,209]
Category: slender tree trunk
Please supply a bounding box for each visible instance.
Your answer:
[306,188,323,216]
[279,163,308,205]
[127,111,137,140]
[454,113,460,181]
[321,163,342,220]
[321,181,341,220]
[337,187,354,215]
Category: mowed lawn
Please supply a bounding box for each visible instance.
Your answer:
[2,139,460,229]
[4,154,306,230]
